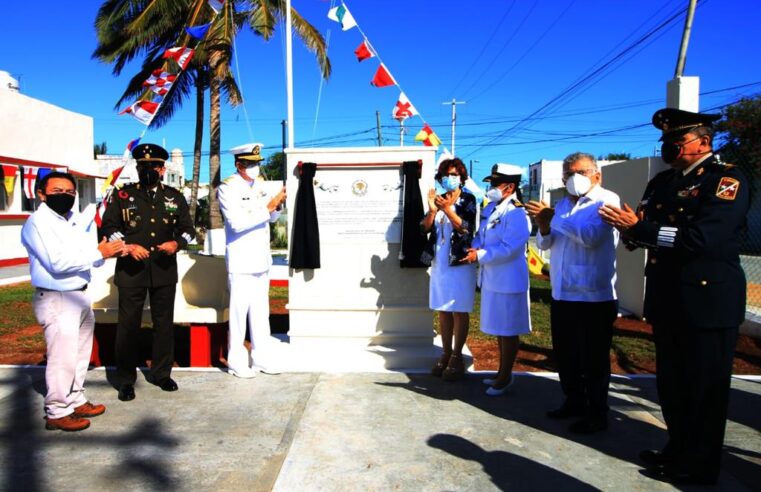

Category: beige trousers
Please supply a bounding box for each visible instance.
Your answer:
[32,289,94,419]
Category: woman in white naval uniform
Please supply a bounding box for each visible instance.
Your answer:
[217,143,286,378]
[421,158,478,381]
[463,164,531,395]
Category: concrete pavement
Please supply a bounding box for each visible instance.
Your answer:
[0,368,758,491]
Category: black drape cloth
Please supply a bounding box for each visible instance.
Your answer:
[289,162,321,269]
[399,161,427,268]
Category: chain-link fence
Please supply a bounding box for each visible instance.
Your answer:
[719,144,760,323]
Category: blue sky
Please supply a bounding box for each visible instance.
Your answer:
[2,0,760,182]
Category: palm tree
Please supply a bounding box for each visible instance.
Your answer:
[93,0,331,230]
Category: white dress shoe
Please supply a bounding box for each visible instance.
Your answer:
[228,367,257,379]
[254,365,282,375]
[485,375,514,396]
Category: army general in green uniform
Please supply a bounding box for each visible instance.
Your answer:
[100,143,195,402]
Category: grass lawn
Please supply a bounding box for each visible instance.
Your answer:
[0,283,36,336]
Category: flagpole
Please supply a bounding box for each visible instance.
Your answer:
[286,0,295,149]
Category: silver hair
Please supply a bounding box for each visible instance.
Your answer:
[563,152,598,171]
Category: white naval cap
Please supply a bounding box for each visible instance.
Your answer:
[483,163,524,183]
[230,142,265,162]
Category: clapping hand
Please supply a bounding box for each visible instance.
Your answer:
[427,188,438,213]
[525,200,554,233]
[98,237,126,259]
[435,187,460,210]
[459,247,479,264]
[599,203,639,231]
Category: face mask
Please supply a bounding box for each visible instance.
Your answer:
[565,173,592,196]
[244,165,260,180]
[45,193,75,216]
[440,175,460,192]
[661,136,704,164]
[486,187,504,202]
[138,167,161,187]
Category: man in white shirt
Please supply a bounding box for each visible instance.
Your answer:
[526,152,620,434]
[217,143,286,377]
[21,172,125,431]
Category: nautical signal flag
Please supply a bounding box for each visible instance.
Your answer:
[126,138,142,152]
[120,100,161,125]
[527,245,546,276]
[208,0,224,13]
[22,167,38,200]
[370,64,395,88]
[143,70,177,96]
[1,165,17,203]
[392,92,418,121]
[186,23,211,40]
[414,124,442,147]
[327,3,357,31]
[163,47,195,70]
[354,40,374,62]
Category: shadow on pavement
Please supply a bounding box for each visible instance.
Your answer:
[0,367,181,491]
[428,433,599,491]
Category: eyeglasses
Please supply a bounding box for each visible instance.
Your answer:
[46,188,76,196]
[562,168,596,179]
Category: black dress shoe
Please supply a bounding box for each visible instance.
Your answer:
[639,449,673,468]
[568,416,608,434]
[118,384,135,402]
[155,378,178,392]
[546,403,585,419]
[639,467,716,485]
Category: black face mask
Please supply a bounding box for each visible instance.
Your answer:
[45,193,75,216]
[660,136,704,164]
[138,167,161,187]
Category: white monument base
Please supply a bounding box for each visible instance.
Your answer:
[274,334,474,373]
[285,147,439,372]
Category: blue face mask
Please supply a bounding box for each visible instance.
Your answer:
[441,175,461,192]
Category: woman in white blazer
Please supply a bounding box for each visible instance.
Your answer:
[462,164,531,396]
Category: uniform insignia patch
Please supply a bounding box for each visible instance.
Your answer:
[697,167,704,176]
[118,190,129,199]
[715,177,740,201]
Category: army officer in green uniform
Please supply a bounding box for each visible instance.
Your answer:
[100,143,195,402]
[600,108,749,485]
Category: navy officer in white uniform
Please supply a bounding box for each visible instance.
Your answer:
[217,143,287,377]
[462,164,532,396]
[21,171,125,431]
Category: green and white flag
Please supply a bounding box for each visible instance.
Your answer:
[327,4,357,31]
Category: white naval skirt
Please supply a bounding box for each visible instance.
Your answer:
[429,261,477,313]
[479,288,532,337]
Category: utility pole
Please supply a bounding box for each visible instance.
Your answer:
[376,110,383,146]
[442,99,466,155]
[469,159,479,178]
[675,0,698,77]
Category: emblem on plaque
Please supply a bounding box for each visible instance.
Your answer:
[352,179,368,197]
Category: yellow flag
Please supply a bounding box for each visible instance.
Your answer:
[527,245,545,276]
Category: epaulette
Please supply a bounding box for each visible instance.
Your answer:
[512,199,524,207]
[162,184,179,193]
[223,175,236,184]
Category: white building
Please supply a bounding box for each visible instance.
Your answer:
[0,70,101,266]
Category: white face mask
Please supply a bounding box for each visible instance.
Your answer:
[486,187,504,202]
[565,173,592,196]
[243,165,260,180]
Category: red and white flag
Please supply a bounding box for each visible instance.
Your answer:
[354,40,374,62]
[143,69,177,87]
[120,100,161,125]
[392,92,418,121]
[370,64,395,88]
[22,167,38,200]
[163,47,195,70]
